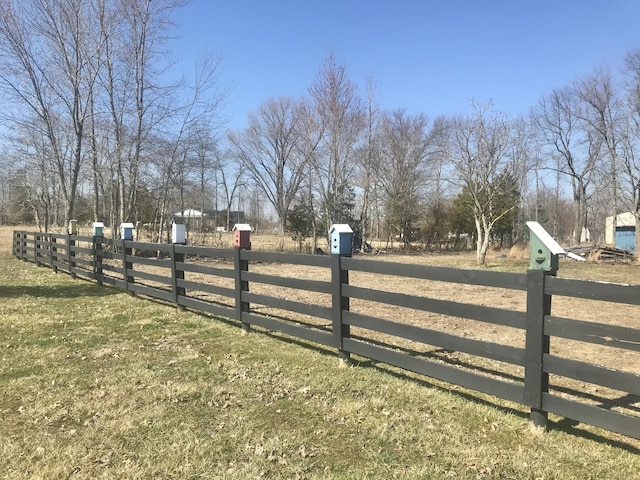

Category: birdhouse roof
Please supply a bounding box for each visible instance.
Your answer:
[526,221,565,255]
[232,223,252,232]
[329,224,353,234]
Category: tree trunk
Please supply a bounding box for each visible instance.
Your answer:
[572,181,588,244]
[475,217,492,265]
[475,220,484,265]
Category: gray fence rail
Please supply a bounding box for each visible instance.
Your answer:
[12,230,640,441]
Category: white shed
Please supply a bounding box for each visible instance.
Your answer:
[605,212,636,245]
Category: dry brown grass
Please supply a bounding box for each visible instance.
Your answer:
[508,243,529,260]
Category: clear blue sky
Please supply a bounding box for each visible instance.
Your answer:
[171,0,640,130]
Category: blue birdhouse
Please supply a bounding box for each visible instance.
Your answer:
[329,224,353,256]
[120,222,134,241]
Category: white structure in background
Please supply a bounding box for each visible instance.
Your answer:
[171,208,245,231]
[172,208,207,228]
[571,227,591,243]
[604,212,636,245]
[580,227,591,243]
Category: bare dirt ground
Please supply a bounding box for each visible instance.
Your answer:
[4,226,639,418]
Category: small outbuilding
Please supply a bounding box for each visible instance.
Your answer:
[605,212,636,252]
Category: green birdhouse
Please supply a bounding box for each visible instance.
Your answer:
[526,221,565,274]
[92,222,104,237]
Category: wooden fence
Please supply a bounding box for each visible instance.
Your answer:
[12,230,640,441]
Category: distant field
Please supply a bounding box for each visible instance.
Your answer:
[6,224,639,278]
[2,224,640,478]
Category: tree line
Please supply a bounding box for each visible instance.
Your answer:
[1,1,640,264]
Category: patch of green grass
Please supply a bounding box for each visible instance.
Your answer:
[1,253,640,479]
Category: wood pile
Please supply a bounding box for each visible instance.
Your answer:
[565,244,635,262]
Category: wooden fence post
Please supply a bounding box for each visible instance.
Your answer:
[48,234,54,270]
[524,268,552,430]
[171,244,186,311]
[94,236,103,286]
[234,246,250,333]
[331,254,351,364]
[38,233,46,267]
[22,231,28,261]
[68,233,76,279]
[121,239,134,295]
[34,233,39,265]
[52,236,58,273]
[120,239,128,291]
[17,231,25,261]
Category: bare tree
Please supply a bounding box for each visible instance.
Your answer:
[4,122,57,230]
[218,155,245,231]
[622,49,640,252]
[447,103,526,265]
[531,85,603,244]
[191,123,219,234]
[377,109,435,248]
[40,0,103,225]
[355,75,382,247]
[228,97,310,234]
[294,99,325,249]
[0,0,230,236]
[308,53,364,234]
[0,0,97,226]
[146,53,227,241]
[575,68,624,232]
[98,0,186,230]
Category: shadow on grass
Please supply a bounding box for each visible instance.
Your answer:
[0,283,122,299]
[549,416,640,454]
[230,323,640,454]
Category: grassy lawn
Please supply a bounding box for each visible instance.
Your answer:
[1,231,640,478]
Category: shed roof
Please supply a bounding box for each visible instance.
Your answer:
[173,208,205,218]
[605,211,636,226]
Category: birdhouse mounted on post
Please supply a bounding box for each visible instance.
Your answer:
[232,223,252,249]
[329,224,353,256]
[68,219,78,235]
[526,221,565,274]
[120,222,134,241]
[171,222,186,244]
[92,222,104,237]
